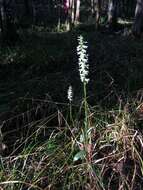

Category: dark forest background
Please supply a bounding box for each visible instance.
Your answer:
[0,0,143,44]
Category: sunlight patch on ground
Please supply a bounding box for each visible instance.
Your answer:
[118,18,133,25]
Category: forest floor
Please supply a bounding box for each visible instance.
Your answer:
[0,25,143,115]
[0,25,143,189]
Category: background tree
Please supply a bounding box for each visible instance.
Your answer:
[0,0,7,40]
[0,0,18,44]
[0,0,141,39]
[95,0,101,28]
[107,0,118,29]
[64,0,80,30]
[132,0,143,36]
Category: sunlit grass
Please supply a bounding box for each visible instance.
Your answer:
[0,100,143,189]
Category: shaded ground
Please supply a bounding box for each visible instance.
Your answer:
[0,25,143,118]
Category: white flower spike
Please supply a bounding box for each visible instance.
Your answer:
[67,85,73,102]
[77,35,89,84]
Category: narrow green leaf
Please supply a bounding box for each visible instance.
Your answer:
[73,150,86,162]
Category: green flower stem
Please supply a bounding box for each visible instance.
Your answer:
[83,81,88,145]
[69,102,73,123]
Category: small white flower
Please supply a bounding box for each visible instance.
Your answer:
[77,35,89,83]
[67,85,73,102]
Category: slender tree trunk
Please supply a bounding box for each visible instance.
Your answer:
[74,0,80,25]
[107,0,118,29]
[71,0,74,25]
[67,0,80,30]
[132,0,143,37]
[95,0,101,28]
[89,0,101,27]
[0,0,18,44]
[0,0,8,40]
[64,0,70,30]
[91,0,95,15]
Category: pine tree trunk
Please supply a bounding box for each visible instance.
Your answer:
[95,0,101,29]
[0,0,18,44]
[132,0,143,37]
[0,0,8,40]
[63,0,70,30]
[91,0,95,15]
[70,0,74,26]
[67,0,80,29]
[108,0,118,29]
[74,0,80,25]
